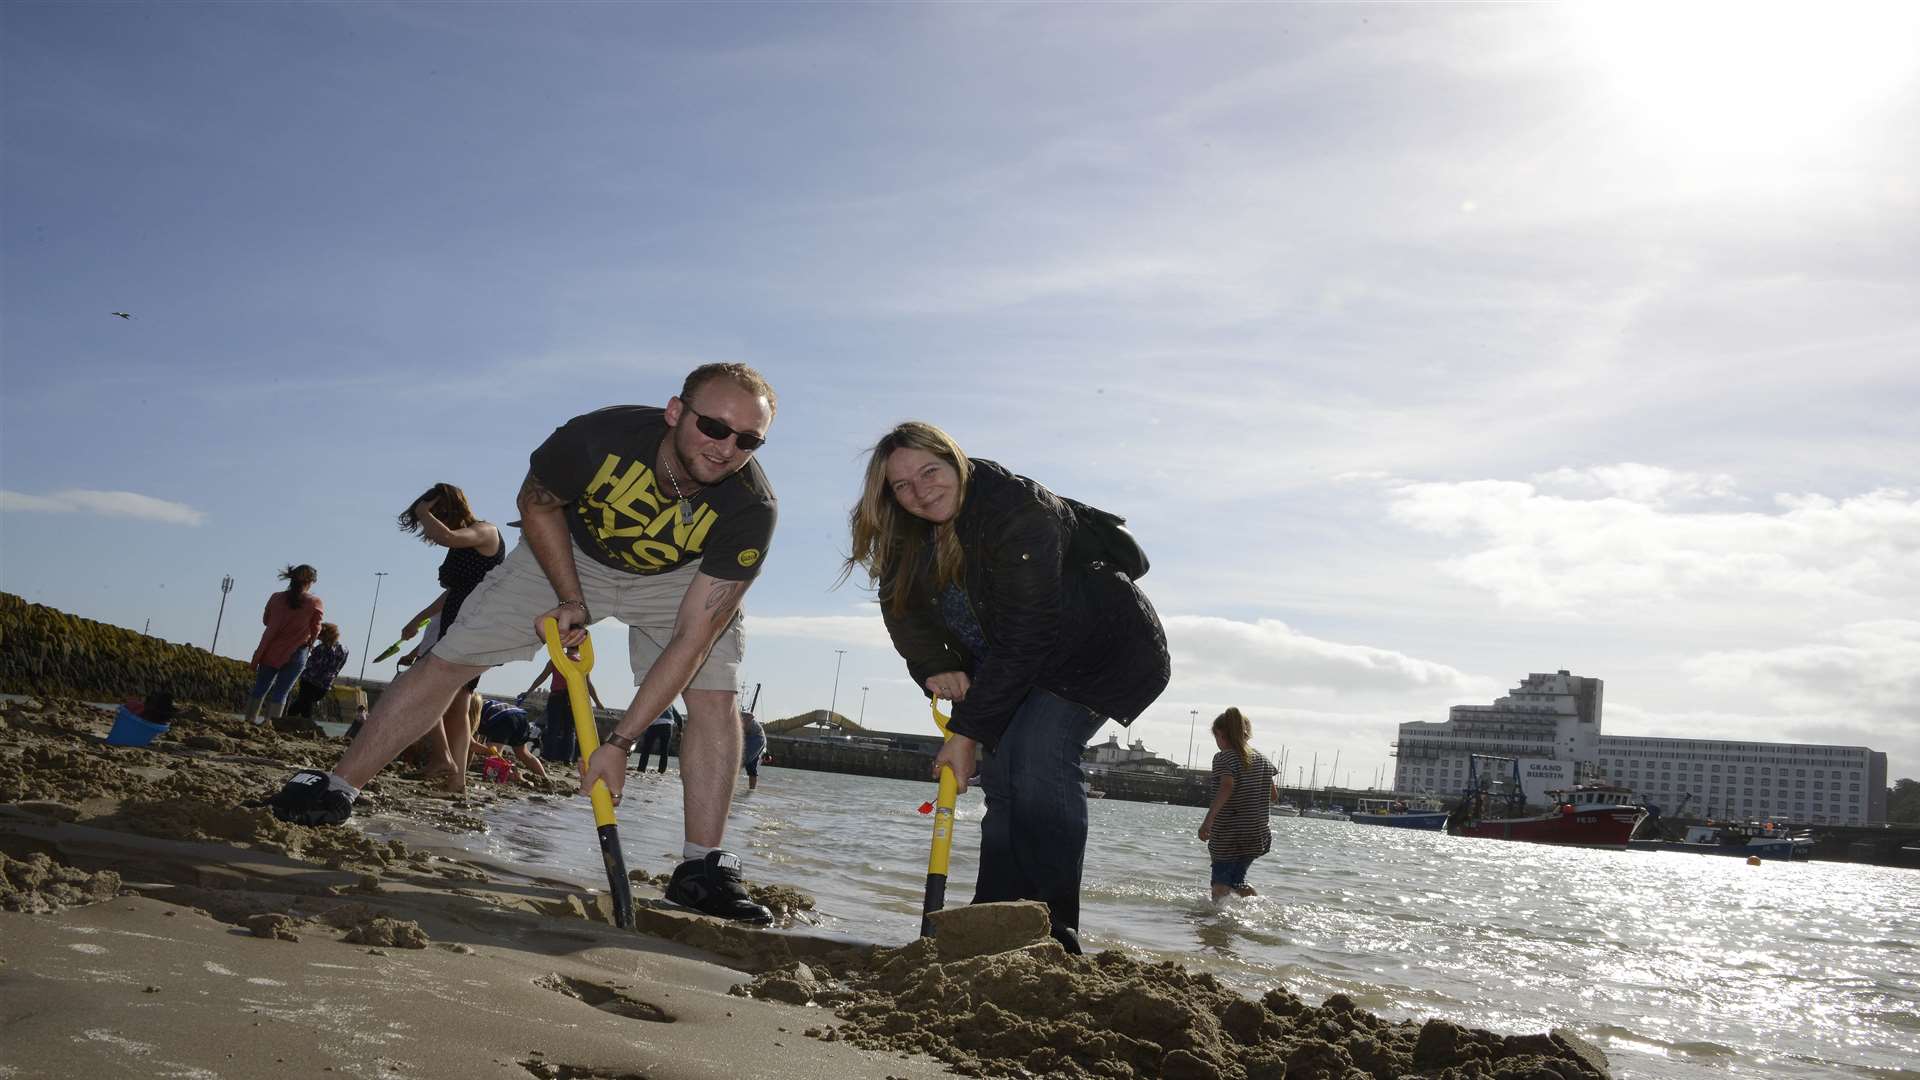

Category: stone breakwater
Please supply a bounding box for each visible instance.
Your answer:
[0,592,255,707]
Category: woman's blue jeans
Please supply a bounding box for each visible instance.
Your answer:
[973,687,1104,949]
[541,690,576,763]
[250,646,309,704]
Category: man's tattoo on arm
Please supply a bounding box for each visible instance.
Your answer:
[702,580,744,625]
[518,471,565,510]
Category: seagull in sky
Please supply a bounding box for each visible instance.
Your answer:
[112,312,132,319]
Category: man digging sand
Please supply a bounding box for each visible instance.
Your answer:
[259,362,779,922]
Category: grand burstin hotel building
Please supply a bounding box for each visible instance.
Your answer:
[1391,671,1890,826]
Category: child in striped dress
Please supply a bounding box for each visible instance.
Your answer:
[1197,708,1280,900]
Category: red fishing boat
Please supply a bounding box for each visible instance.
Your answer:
[1446,756,1647,849]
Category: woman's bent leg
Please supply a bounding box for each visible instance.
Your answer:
[972,689,1104,949]
[243,664,279,725]
[437,687,474,791]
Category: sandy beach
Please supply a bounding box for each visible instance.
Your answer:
[2,695,1613,1080]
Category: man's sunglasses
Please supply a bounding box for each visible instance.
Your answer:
[684,406,768,451]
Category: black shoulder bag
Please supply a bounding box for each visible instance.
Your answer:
[1062,497,1150,580]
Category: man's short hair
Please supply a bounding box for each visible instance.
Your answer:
[681,363,777,416]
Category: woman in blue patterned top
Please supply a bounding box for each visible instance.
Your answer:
[288,623,349,719]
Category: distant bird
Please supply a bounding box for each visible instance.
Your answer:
[112,312,132,319]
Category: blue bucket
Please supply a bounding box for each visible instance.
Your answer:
[105,705,169,747]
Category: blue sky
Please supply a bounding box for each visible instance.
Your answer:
[4,2,1916,789]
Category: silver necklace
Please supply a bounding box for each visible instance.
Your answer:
[660,451,699,526]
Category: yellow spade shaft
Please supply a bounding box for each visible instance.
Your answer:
[921,699,959,937]
[543,619,614,828]
[542,618,633,929]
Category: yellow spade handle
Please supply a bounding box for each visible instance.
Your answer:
[927,699,958,876]
[542,618,615,828]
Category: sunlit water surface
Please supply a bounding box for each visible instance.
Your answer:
[392,767,1920,1080]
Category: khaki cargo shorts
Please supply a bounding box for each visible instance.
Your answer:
[429,541,744,692]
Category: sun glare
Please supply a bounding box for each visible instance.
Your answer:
[1566,1,1920,169]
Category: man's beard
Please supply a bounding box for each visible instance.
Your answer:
[673,425,740,487]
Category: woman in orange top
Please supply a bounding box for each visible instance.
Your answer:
[246,564,324,725]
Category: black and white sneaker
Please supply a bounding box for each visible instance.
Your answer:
[262,769,354,826]
[664,850,772,923]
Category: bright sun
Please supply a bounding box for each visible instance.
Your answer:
[1565,1,1920,168]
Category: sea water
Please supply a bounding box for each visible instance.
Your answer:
[399,767,1920,1080]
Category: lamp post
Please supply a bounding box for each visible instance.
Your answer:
[828,649,847,722]
[1187,709,1198,770]
[210,574,235,653]
[358,571,388,683]
[859,685,869,727]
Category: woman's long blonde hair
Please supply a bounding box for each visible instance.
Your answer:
[1213,707,1253,767]
[841,421,972,617]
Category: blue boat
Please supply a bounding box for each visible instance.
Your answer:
[1349,797,1448,830]
[1633,822,1814,861]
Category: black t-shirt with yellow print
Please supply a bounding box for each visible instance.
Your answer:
[529,405,775,581]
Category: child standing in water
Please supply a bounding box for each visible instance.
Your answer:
[1197,708,1280,900]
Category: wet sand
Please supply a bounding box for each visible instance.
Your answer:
[1,695,1612,1079]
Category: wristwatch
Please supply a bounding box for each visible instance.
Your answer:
[604,732,636,753]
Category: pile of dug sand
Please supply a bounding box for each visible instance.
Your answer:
[0,695,824,946]
[736,901,1612,1080]
[0,695,575,841]
[0,850,121,913]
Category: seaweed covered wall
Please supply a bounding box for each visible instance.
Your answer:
[0,593,252,706]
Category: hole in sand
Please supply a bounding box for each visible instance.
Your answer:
[534,974,674,1024]
[518,1060,649,1080]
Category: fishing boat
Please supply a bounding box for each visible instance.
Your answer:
[1271,800,1301,817]
[1350,797,1447,830]
[1634,821,1813,861]
[1445,755,1646,849]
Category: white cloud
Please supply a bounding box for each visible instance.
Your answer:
[744,613,895,650]
[1385,474,1918,613]
[1532,463,1739,506]
[1688,620,1920,714]
[1163,615,1487,698]
[745,610,1486,704]
[0,489,205,526]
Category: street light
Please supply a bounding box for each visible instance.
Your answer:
[358,571,388,683]
[859,685,869,727]
[828,649,847,722]
[1187,709,1198,770]
[210,574,235,653]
